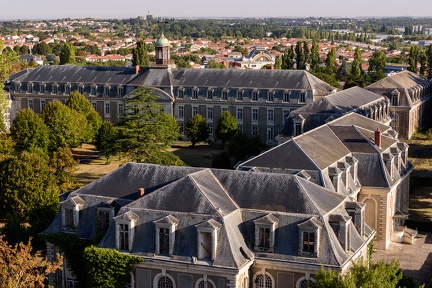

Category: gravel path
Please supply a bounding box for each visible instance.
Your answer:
[372,233,432,287]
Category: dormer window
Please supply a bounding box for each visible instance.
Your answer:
[390,146,402,172]
[328,166,342,193]
[103,85,110,96]
[196,219,221,261]
[153,215,179,256]
[383,153,395,180]
[52,83,58,94]
[298,217,322,257]
[27,83,33,93]
[254,214,278,252]
[346,202,366,236]
[117,86,124,97]
[97,202,116,234]
[299,91,306,103]
[114,211,139,251]
[329,214,352,252]
[221,90,228,101]
[15,83,20,92]
[236,89,244,101]
[293,115,305,137]
[337,161,351,191]
[192,88,199,99]
[78,84,84,94]
[65,84,71,95]
[345,156,359,185]
[207,88,214,100]
[397,142,409,167]
[252,90,259,101]
[39,83,46,93]
[391,89,399,106]
[177,87,184,98]
[61,196,85,230]
[283,90,290,102]
[267,90,275,102]
[91,85,97,96]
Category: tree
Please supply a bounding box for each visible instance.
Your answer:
[95,121,118,164]
[325,47,337,76]
[215,111,237,145]
[132,40,150,67]
[31,42,52,56]
[116,87,182,164]
[84,246,141,288]
[310,40,320,71]
[274,55,282,70]
[418,49,427,76]
[351,48,363,79]
[227,132,267,164]
[66,91,103,142]
[0,151,59,221]
[59,42,75,65]
[295,40,305,69]
[367,50,387,84]
[427,44,432,78]
[281,46,295,70]
[41,101,87,151]
[0,235,62,288]
[408,45,419,73]
[207,59,226,69]
[10,108,49,154]
[186,114,209,147]
[314,260,404,288]
[0,40,18,132]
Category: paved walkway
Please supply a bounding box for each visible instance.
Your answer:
[372,233,432,287]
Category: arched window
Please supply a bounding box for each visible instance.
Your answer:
[158,276,173,288]
[254,273,273,288]
[296,277,315,288]
[197,280,215,288]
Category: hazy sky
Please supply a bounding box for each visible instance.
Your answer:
[1,0,431,20]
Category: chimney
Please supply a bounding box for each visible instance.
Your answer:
[135,65,140,74]
[137,188,145,198]
[375,128,382,148]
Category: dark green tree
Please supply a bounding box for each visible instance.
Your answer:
[116,87,182,164]
[310,40,320,71]
[274,55,282,70]
[325,47,337,76]
[215,111,237,145]
[427,44,432,78]
[418,49,427,76]
[59,42,75,65]
[41,101,87,151]
[207,59,226,69]
[66,91,103,142]
[303,41,310,67]
[367,50,387,83]
[10,108,50,154]
[351,48,363,79]
[186,114,209,147]
[295,40,305,69]
[408,45,419,73]
[227,132,267,164]
[132,40,150,67]
[32,42,52,55]
[95,121,118,164]
[0,40,18,132]
[281,46,295,70]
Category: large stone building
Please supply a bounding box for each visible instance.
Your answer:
[6,35,336,144]
[238,113,414,250]
[365,70,432,139]
[44,163,374,288]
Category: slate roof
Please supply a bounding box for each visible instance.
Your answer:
[279,87,387,137]
[366,70,429,90]
[45,163,372,270]
[11,65,139,85]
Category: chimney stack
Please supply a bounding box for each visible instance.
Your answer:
[138,188,145,198]
[375,128,382,148]
[135,65,140,74]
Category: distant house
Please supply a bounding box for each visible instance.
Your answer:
[238,113,414,250]
[366,70,432,139]
[44,163,374,288]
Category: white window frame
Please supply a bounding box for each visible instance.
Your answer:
[267,109,274,122]
[253,214,278,252]
[153,215,179,256]
[192,106,198,117]
[252,90,259,101]
[104,102,110,115]
[252,272,275,288]
[252,108,258,122]
[207,107,213,120]
[153,272,176,288]
[267,90,275,102]
[114,212,138,251]
[178,106,184,118]
[237,108,243,121]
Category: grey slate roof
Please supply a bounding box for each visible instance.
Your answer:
[366,70,428,90]
[11,65,139,85]
[279,86,387,137]
[45,163,371,270]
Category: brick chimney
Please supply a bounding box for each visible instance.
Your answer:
[137,188,145,198]
[135,65,140,74]
[375,128,382,148]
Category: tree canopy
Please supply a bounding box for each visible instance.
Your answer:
[116,87,182,164]
[186,114,209,147]
[215,111,238,145]
[132,40,150,67]
[59,42,75,65]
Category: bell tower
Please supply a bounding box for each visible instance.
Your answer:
[155,33,170,66]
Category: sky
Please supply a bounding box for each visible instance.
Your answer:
[1,0,432,20]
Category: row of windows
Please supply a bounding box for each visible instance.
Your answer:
[17,82,125,97]
[178,88,306,103]
[178,107,286,123]
[27,99,124,116]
